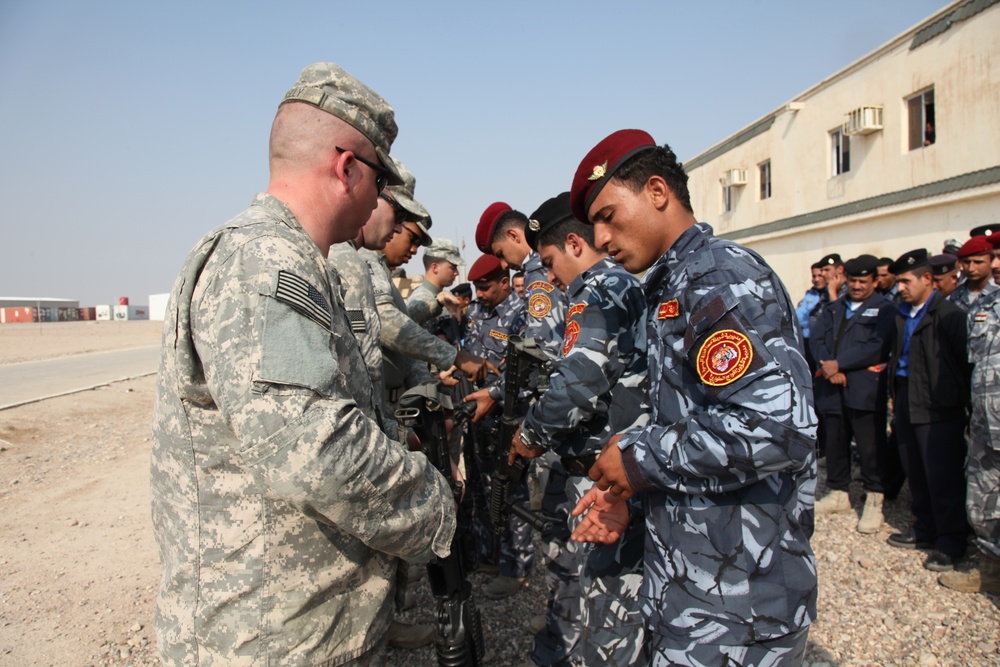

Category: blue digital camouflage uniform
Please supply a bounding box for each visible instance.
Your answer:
[614,223,818,658]
[966,290,1000,560]
[950,280,998,313]
[522,250,568,360]
[520,255,650,667]
[461,289,533,577]
[151,194,456,666]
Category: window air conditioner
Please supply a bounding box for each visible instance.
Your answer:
[722,169,747,187]
[843,106,884,136]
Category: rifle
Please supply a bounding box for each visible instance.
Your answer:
[486,335,552,555]
[396,384,484,667]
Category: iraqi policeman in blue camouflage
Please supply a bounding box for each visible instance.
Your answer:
[940,233,1000,595]
[951,235,998,312]
[407,237,465,328]
[508,191,650,667]
[569,130,818,667]
[150,63,457,666]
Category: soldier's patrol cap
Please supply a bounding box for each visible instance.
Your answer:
[424,237,465,267]
[570,129,657,223]
[929,253,958,276]
[970,223,1000,238]
[451,283,472,299]
[281,62,404,185]
[818,253,843,267]
[525,192,575,251]
[475,202,513,253]
[383,156,430,226]
[889,248,930,276]
[467,254,506,283]
[844,254,878,278]
[957,236,994,259]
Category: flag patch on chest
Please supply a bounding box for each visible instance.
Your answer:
[657,299,680,319]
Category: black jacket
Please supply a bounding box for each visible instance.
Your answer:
[888,291,970,424]
[811,292,895,414]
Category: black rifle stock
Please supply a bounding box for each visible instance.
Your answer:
[396,385,484,667]
[488,335,552,548]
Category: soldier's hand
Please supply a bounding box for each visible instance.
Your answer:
[463,387,497,423]
[509,424,545,465]
[437,291,463,317]
[454,351,497,383]
[589,435,635,499]
[570,485,630,544]
[437,365,460,387]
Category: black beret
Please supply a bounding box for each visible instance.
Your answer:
[844,254,878,278]
[818,253,843,267]
[929,253,958,276]
[970,223,1000,238]
[525,192,575,251]
[889,248,930,276]
[451,283,472,299]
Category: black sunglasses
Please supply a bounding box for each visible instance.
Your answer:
[380,192,408,224]
[336,146,389,194]
[401,224,423,247]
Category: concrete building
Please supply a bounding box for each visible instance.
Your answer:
[684,0,1000,301]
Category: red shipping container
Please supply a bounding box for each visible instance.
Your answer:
[78,307,96,320]
[0,307,35,323]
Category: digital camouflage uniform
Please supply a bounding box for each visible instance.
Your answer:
[462,290,534,577]
[966,290,1000,559]
[358,247,454,413]
[520,256,650,667]
[950,280,998,313]
[615,223,818,663]
[522,250,568,359]
[151,194,456,666]
[406,279,443,328]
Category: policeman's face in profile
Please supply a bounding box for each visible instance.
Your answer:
[588,180,670,274]
[933,269,960,297]
[961,254,992,284]
[473,276,510,309]
[811,268,826,290]
[847,274,877,302]
[896,269,933,305]
[820,264,841,284]
[491,233,527,271]
[992,252,1000,285]
[876,265,896,291]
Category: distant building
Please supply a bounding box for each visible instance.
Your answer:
[0,297,80,323]
[684,0,1000,300]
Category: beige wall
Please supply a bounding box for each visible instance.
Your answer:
[683,1,1000,299]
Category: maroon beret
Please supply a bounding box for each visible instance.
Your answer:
[475,202,512,253]
[570,129,657,223]
[988,234,1000,249]
[957,236,994,258]
[467,254,506,282]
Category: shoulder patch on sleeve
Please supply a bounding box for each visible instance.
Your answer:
[567,302,587,319]
[696,329,753,386]
[274,270,332,329]
[562,320,581,355]
[528,292,552,318]
[528,280,555,293]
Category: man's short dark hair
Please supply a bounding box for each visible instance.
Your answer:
[489,210,529,247]
[876,257,894,269]
[612,144,693,213]
[810,262,823,270]
[538,217,597,251]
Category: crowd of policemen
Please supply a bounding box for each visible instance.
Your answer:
[797,233,1000,594]
[149,61,997,667]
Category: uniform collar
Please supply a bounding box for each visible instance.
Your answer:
[567,255,617,298]
[641,222,712,292]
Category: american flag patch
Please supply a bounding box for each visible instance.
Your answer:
[275,271,332,329]
[346,309,366,333]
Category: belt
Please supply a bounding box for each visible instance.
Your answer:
[561,454,598,478]
[385,386,405,403]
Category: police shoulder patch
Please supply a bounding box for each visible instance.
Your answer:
[562,320,581,355]
[528,280,555,293]
[696,329,754,386]
[528,292,552,318]
[567,302,587,319]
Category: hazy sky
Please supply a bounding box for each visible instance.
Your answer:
[0,0,950,306]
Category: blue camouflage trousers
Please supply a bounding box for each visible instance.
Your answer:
[651,627,809,667]
[968,394,1000,559]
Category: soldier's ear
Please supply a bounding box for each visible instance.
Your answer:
[645,175,669,211]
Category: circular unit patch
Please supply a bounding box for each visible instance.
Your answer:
[562,320,581,355]
[696,329,753,387]
[528,292,552,319]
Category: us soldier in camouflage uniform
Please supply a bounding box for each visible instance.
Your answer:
[569,130,817,666]
[407,237,465,328]
[509,192,650,667]
[940,237,1000,594]
[150,63,457,667]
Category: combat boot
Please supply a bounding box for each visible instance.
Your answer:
[856,492,884,534]
[814,489,850,515]
[482,575,526,600]
[938,553,1000,594]
[386,620,435,649]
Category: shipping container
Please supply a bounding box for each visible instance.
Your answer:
[58,307,79,321]
[113,305,149,321]
[96,305,113,321]
[78,307,96,320]
[0,307,35,323]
